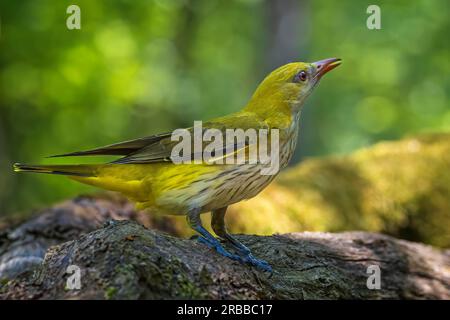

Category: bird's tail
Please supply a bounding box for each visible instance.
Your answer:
[13,163,98,177]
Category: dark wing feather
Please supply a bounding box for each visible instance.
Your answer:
[49,133,172,158]
[111,135,176,164]
[49,112,270,165]
[111,113,270,164]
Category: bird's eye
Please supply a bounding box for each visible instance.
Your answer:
[293,70,308,83]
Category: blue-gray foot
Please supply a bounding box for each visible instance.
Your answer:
[196,236,241,261]
[225,236,273,273]
[239,252,272,273]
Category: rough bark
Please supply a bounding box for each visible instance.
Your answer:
[0,197,449,299]
[1,133,449,299]
[0,193,183,281]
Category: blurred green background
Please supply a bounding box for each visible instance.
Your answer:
[0,0,449,215]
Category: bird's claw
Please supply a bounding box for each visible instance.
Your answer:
[232,243,273,273]
[196,236,241,261]
[240,253,273,273]
[196,236,273,273]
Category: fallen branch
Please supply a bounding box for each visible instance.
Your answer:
[1,201,448,299]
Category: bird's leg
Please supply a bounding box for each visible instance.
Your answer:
[211,207,272,273]
[187,208,241,261]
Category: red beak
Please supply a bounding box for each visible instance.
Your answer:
[312,58,341,79]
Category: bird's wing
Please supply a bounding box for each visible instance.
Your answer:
[49,132,172,158]
[112,111,271,164]
[50,111,270,164]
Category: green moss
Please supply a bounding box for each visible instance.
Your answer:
[104,286,118,299]
[98,224,208,299]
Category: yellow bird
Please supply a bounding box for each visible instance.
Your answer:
[14,58,341,272]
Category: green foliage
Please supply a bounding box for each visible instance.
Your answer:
[0,0,448,219]
[303,0,450,158]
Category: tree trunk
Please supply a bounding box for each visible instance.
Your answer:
[1,196,448,299]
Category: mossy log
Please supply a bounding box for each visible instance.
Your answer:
[1,133,449,299]
[0,196,449,299]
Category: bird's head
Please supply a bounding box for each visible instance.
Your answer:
[245,58,341,119]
